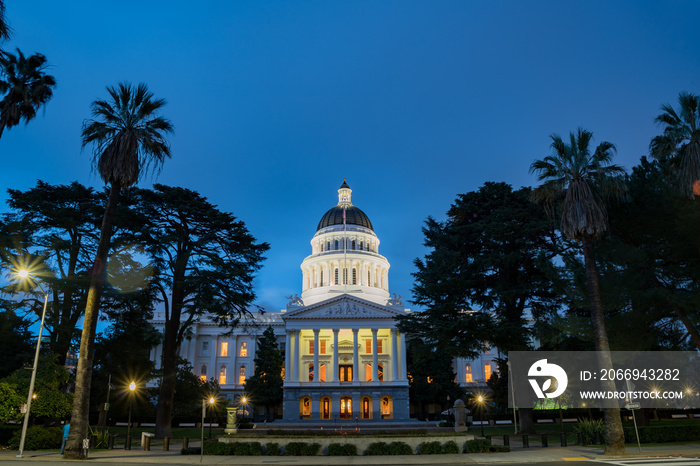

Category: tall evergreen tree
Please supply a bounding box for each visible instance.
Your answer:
[0,304,33,378]
[127,185,268,438]
[66,83,173,459]
[530,128,627,455]
[245,326,284,421]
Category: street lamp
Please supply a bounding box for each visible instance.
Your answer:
[126,382,136,444]
[15,269,49,459]
[208,397,215,439]
[477,395,485,437]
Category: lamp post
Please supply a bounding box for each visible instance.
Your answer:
[16,270,49,459]
[126,382,136,442]
[477,395,485,437]
[208,397,215,438]
[240,396,248,423]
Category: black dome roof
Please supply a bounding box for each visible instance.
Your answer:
[317,205,374,231]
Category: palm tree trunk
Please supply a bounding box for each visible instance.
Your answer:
[64,183,121,459]
[581,237,626,455]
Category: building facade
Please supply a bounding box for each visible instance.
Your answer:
[150,181,496,422]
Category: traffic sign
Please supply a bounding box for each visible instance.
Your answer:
[624,402,641,410]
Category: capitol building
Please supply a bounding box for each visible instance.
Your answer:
[150,181,498,422]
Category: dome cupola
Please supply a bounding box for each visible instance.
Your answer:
[316,180,373,231]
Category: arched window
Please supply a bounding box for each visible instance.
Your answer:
[361,396,372,419]
[334,268,339,285]
[381,396,393,418]
[200,365,207,382]
[352,268,357,285]
[240,341,248,357]
[368,270,371,285]
[335,240,339,250]
[340,396,352,419]
[360,240,364,250]
[343,268,348,284]
[219,365,227,385]
[465,364,473,383]
[320,242,323,252]
[238,366,246,385]
[300,397,311,417]
[378,363,384,381]
[351,240,356,250]
[321,396,331,420]
[320,269,324,286]
[484,362,492,382]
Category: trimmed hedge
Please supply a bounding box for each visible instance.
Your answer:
[9,426,61,450]
[464,439,491,453]
[328,443,358,456]
[389,441,413,455]
[366,441,414,455]
[418,441,443,454]
[284,441,321,456]
[443,440,460,454]
[203,441,263,455]
[265,442,280,455]
[623,425,700,443]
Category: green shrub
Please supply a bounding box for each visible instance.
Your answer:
[0,426,19,447]
[265,442,280,455]
[203,441,231,455]
[489,445,511,452]
[464,439,491,453]
[327,443,358,456]
[388,441,413,455]
[181,446,201,455]
[9,426,61,450]
[284,441,320,456]
[418,441,443,454]
[443,440,459,454]
[365,441,389,455]
[574,418,604,445]
[623,425,700,443]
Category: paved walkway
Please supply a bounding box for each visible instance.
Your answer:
[1,442,700,464]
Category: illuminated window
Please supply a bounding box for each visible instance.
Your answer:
[320,364,326,382]
[220,341,228,357]
[308,364,314,382]
[378,363,383,381]
[200,365,207,382]
[377,340,383,354]
[240,341,247,357]
[309,340,315,354]
[219,365,226,385]
[281,368,285,379]
[366,363,372,381]
[365,339,372,354]
[301,397,311,416]
[339,365,353,381]
[239,366,246,385]
[362,396,371,419]
[320,340,326,354]
[465,364,473,383]
[484,362,492,382]
[427,376,433,384]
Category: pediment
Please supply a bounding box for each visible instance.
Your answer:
[283,295,404,321]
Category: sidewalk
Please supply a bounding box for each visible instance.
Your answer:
[2,442,700,464]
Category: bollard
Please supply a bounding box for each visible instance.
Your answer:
[125,436,132,450]
[108,434,115,450]
[560,432,567,447]
[163,436,170,451]
[183,437,189,449]
[541,433,548,447]
[577,432,584,445]
[503,434,509,447]
[522,434,529,448]
[144,436,150,451]
[594,431,602,445]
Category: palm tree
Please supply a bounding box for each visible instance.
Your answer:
[530,128,626,455]
[0,0,12,43]
[0,49,56,139]
[64,83,173,459]
[649,91,700,197]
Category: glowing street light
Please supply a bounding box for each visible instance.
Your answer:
[208,397,216,439]
[476,395,486,437]
[15,270,49,459]
[126,381,136,447]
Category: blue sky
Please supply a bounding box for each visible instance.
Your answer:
[2,1,700,314]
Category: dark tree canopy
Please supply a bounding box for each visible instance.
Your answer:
[126,184,268,437]
[0,305,33,378]
[245,326,284,421]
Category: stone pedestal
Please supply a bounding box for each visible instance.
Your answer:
[225,407,238,434]
[454,399,468,432]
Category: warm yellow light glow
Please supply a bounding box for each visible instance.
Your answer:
[477,395,483,402]
[32,393,37,399]
[241,396,247,404]
[18,269,29,278]
[129,381,136,391]
[209,397,215,404]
